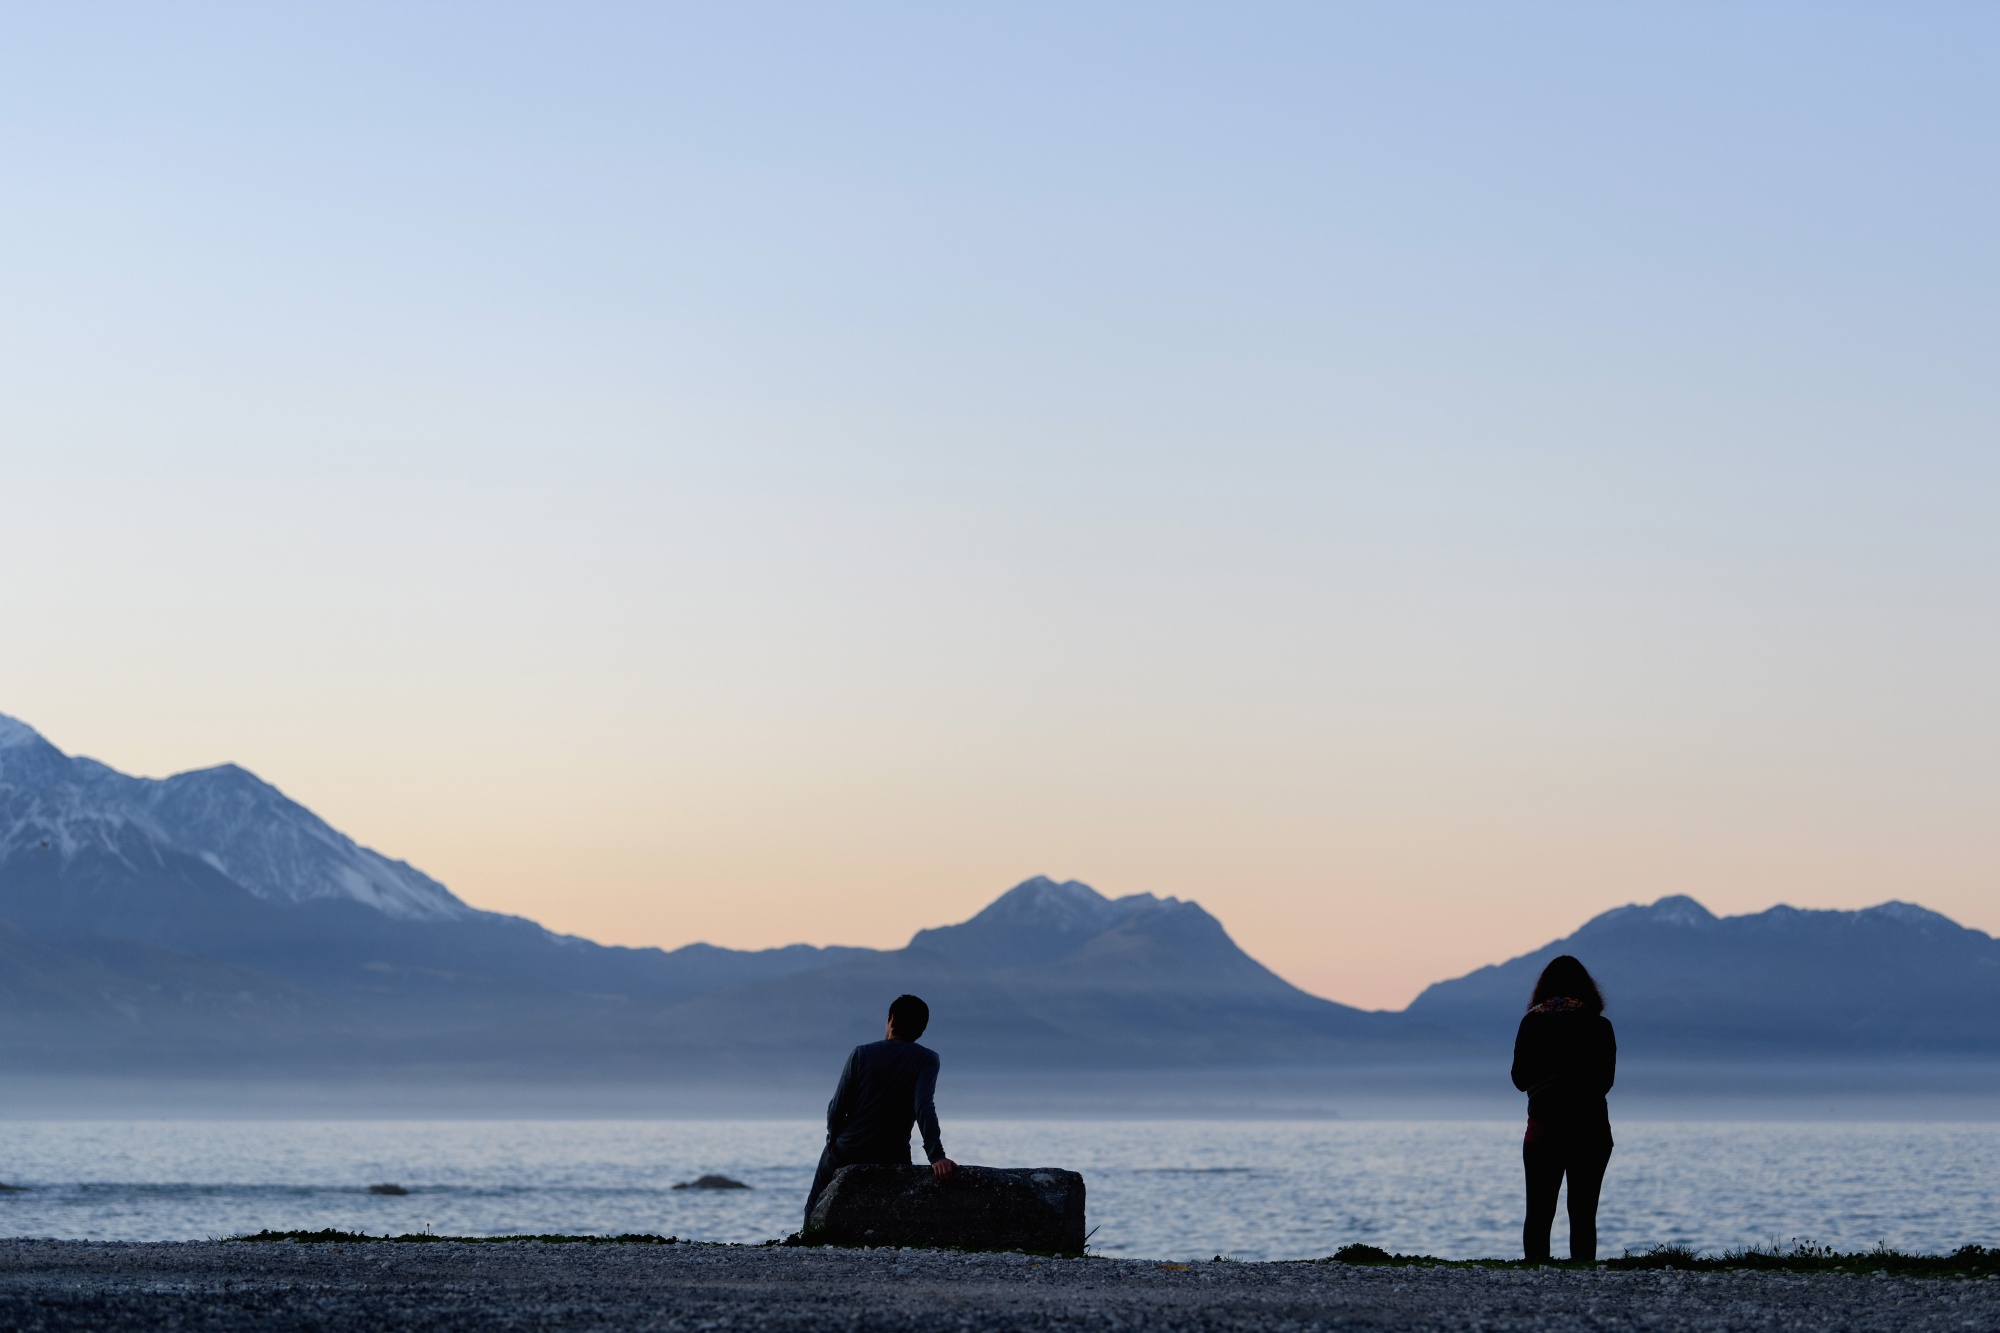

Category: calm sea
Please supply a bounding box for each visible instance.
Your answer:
[0,1120,1993,1261]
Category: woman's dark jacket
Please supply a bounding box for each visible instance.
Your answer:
[1510,1003,1616,1144]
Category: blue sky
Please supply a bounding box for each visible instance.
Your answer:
[1,2,1994,1006]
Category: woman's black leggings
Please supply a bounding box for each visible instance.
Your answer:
[1523,1137,1612,1263]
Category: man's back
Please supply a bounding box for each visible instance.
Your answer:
[827,1038,944,1163]
[804,994,955,1229]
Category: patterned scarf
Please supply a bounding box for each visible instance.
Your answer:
[1529,995,1587,1015]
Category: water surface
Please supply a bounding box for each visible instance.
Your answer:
[0,1120,1993,1261]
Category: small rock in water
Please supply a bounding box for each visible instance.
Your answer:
[367,1183,410,1196]
[672,1174,751,1191]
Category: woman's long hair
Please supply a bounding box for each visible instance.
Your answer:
[1528,954,1604,1014]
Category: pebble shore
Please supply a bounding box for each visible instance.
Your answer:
[3,1239,1996,1332]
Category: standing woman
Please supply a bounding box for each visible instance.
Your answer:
[1511,954,1615,1264]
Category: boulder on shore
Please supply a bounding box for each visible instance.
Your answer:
[804,1165,1086,1255]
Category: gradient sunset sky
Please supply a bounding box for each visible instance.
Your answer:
[2,3,1994,1010]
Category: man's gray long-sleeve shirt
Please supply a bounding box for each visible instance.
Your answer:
[824,1039,945,1164]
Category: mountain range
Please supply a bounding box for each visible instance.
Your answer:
[1409,893,2000,1054]
[3,711,1998,1087]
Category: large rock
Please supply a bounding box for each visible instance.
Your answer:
[804,1165,1086,1255]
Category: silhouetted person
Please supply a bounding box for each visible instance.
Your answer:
[1511,954,1615,1264]
[802,994,958,1227]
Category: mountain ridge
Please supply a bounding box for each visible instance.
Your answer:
[5,710,1999,1079]
[1409,893,2000,1054]
[1,713,1414,1074]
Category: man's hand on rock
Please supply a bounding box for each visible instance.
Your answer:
[932,1157,957,1182]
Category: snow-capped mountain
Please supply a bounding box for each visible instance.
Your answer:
[0,710,868,1030]
[0,713,465,921]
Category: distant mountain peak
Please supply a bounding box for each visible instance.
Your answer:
[0,709,466,922]
[0,713,46,750]
[1586,894,1717,931]
[972,877,1122,927]
[140,761,467,921]
[1856,900,1963,932]
[908,875,1171,968]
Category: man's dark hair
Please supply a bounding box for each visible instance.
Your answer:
[1529,955,1604,1014]
[887,994,930,1041]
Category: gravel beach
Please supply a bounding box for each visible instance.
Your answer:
[2,1240,1996,1332]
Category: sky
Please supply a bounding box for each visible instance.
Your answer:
[1,2,1995,1010]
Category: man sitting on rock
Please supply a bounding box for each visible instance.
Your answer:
[803,993,958,1226]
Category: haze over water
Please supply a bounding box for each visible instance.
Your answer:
[2,1120,1993,1261]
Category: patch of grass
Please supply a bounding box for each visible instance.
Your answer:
[1606,1242,2000,1278]
[1606,1242,1703,1269]
[1313,1240,2000,1277]
[1329,1244,1396,1265]
[229,1229,681,1245]
[1322,1243,1509,1268]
